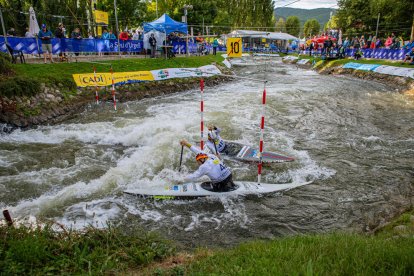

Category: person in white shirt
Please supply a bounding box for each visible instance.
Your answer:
[205,124,227,157]
[180,139,235,192]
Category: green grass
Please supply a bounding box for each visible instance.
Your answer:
[156,233,414,275]
[0,224,175,275]
[12,55,224,86]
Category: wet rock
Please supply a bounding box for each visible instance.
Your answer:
[393,225,408,232]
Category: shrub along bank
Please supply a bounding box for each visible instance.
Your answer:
[0,55,226,129]
[1,209,412,275]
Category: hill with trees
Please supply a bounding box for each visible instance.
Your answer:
[274,7,335,28]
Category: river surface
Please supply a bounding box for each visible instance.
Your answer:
[1,58,413,248]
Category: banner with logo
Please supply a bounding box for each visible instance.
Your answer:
[342,62,381,71]
[73,71,154,87]
[94,10,108,24]
[74,65,222,87]
[373,65,414,79]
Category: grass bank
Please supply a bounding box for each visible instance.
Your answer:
[0,55,224,98]
[12,55,224,87]
[149,208,414,275]
[0,224,175,275]
[2,209,412,274]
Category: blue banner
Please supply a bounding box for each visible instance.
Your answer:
[0,36,223,55]
[345,48,409,60]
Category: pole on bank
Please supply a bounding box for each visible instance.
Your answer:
[2,210,13,227]
[0,7,8,45]
[375,13,380,38]
[257,82,267,185]
[93,66,99,104]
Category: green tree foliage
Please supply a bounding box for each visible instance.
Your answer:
[275,18,286,32]
[303,19,321,37]
[0,0,276,37]
[336,0,413,38]
[285,16,300,37]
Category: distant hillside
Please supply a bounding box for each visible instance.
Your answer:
[274,7,336,28]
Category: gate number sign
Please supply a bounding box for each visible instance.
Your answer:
[226,38,242,57]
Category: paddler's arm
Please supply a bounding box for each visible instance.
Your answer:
[180,139,204,154]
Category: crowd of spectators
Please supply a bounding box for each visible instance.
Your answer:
[300,29,414,64]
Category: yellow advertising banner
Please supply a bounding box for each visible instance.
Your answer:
[94,10,109,24]
[226,38,242,58]
[73,71,154,87]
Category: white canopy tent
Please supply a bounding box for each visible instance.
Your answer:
[227,30,299,50]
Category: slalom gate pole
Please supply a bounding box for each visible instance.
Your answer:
[110,66,117,111]
[93,66,99,105]
[200,78,204,150]
[257,82,267,185]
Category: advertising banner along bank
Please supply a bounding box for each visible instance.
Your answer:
[73,65,222,87]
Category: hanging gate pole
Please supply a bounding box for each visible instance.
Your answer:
[110,66,117,111]
[200,77,205,150]
[257,82,267,185]
[93,66,99,104]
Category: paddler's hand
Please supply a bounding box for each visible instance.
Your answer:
[180,139,191,148]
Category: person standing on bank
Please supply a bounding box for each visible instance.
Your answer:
[149,33,157,58]
[38,24,54,64]
[180,139,235,192]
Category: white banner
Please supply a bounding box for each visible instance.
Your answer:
[283,55,298,61]
[150,65,221,81]
[297,59,310,64]
[373,65,414,79]
[223,59,232,68]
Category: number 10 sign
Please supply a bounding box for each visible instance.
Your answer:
[226,38,242,57]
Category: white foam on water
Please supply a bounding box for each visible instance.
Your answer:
[2,76,330,231]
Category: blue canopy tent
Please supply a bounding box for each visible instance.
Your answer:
[143,14,188,56]
[143,13,188,35]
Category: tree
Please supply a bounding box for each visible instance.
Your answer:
[275,18,286,32]
[285,16,300,37]
[303,19,320,37]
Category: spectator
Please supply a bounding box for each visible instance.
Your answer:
[132,29,140,40]
[403,40,414,50]
[385,35,393,48]
[360,35,366,49]
[88,32,94,39]
[370,36,376,49]
[367,35,372,48]
[108,30,116,39]
[101,29,110,39]
[401,47,414,65]
[391,37,401,49]
[149,33,157,58]
[24,27,33,38]
[71,27,82,56]
[212,38,218,55]
[343,37,350,49]
[375,37,382,48]
[119,31,129,41]
[55,23,67,61]
[7,28,17,37]
[38,24,54,63]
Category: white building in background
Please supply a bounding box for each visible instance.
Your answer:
[226,30,299,50]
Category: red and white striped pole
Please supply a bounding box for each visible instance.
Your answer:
[110,66,117,111]
[257,82,267,185]
[200,78,205,150]
[93,66,99,105]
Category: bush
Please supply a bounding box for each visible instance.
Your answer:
[0,52,13,75]
[0,76,40,98]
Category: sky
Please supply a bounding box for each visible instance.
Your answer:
[274,0,338,9]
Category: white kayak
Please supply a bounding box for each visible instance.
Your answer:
[124,180,313,199]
